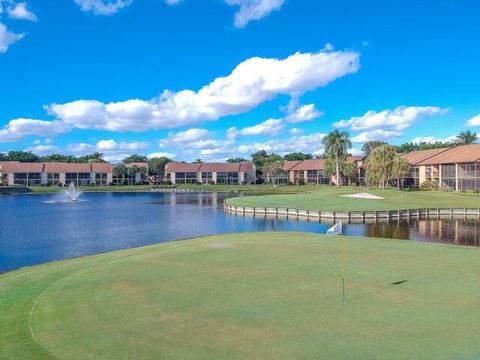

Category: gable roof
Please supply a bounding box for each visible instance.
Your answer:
[165,162,254,173]
[401,148,450,165]
[417,144,480,165]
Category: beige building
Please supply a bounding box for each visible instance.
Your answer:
[278,157,364,185]
[0,162,141,186]
[165,162,256,184]
[400,144,480,191]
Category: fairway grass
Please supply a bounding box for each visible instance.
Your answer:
[1,232,479,359]
[227,186,480,211]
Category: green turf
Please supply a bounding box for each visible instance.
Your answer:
[226,186,480,211]
[1,232,479,359]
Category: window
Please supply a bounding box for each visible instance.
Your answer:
[425,166,432,180]
[47,173,60,186]
[202,172,213,184]
[95,173,108,185]
[175,172,197,184]
[441,164,456,190]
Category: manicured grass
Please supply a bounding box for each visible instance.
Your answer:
[227,186,480,211]
[27,184,310,194]
[29,185,153,193]
[1,232,479,359]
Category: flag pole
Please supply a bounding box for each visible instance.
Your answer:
[340,230,346,303]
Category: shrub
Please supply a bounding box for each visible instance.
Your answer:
[287,181,294,186]
[163,180,173,185]
[298,179,305,186]
[208,180,216,185]
[195,181,202,185]
[420,180,439,191]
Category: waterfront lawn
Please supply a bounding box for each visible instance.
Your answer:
[1,232,479,359]
[226,186,480,211]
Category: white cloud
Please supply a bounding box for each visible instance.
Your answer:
[25,144,60,155]
[289,127,303,135]
[411,135,456,144]
[0,118,71,142]
[467,114,480,127]
[67,139,150,162]
[164,0,182,4]
[46,48,360,132]
[159,128,233,151]
[147,152,175,159]
[74,0,133,15]
[226,0,285,28]
[227,118,284,139]
[285,103,323,123]
[0,22,24,53]
[334,106,448,131]
[351,129,402,143]
[96,139,150,151]
[7,2,37,21]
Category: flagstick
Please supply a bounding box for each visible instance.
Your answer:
[340,234,346,303]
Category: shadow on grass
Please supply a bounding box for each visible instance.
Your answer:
[346,280,408,303]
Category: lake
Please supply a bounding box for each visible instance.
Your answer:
[1,191,479,273]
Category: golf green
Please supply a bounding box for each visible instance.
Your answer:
[1,232,479,359]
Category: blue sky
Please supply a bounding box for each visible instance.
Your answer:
[0,0,479,161]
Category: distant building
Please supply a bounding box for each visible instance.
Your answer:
[400,144,480,191]
[0,162,146,186]
[165,162,256,184]
[280,157,364,185]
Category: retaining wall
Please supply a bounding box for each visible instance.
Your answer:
[224,203,480,223]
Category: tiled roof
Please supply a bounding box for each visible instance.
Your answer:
[165,163,202,172]
[43,163,92,173]
[0,162,45,172]
[282,160,302,171]
[401,148,450,165]
[91,163,116,173]
[290,159,326,171]
[416,144,480,165]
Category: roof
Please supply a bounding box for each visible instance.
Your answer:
[125,162,148,168]
[416,144,480,165]
[401,148,450,165]
[43,163,92,173]
[0,162,45,173]
[0,162,117,173]
[165,162,254,173]
[290,159,326,171]
[282,160,302,171]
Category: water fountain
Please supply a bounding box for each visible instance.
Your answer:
[65,182,82,201]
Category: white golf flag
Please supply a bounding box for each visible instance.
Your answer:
[327,221,343,236]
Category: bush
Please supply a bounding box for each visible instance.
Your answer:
[420,180,439,191]
[208,180,215,185]
[287,181,294,186]
[298,179,305,186]
[195,181,202,185]
[162,180,173,185]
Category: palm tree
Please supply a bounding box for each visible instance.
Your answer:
[456,130,477,145]
[322,130,352,187]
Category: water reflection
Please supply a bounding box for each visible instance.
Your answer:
[0,191,479,273]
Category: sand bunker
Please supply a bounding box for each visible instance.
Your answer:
[340,192,385,200]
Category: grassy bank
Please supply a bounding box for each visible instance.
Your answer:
[27,184,311,194]
[226,186,480,211]
[1,232,479,359]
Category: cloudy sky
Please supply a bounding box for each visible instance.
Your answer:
[1,0,479,162]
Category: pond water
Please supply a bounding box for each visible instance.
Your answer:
[1,191,479,273]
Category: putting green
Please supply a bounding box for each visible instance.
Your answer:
[1,232,480,359]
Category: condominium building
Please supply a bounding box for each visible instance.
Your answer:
[0,162,145,186]
[165,162,256,184]
[401,144,480,191]
[279,157,365,185]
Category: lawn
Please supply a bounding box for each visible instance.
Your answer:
[1,232,479,359]
[226,186,480,211]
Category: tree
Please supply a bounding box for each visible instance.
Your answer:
[262,154,284,186]
[324,156,358,185]
[283,152,313,161]
[127,165,140,185]
[322,130,352,187]
[193,158,203,163]
[122,154,147,163]
[365,144,409,188]
[226,157,249,163]
[456,130,477,145]
[7,151,40,162]
[361,141,387,156]
[0,153,7,161]
[80,152,106,163]
[148,157,171,183]
[41,154,78,163]
[251,150,269,182]
[113,164,127,184]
